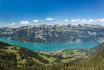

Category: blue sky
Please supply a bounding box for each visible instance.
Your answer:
[0,0,104,26]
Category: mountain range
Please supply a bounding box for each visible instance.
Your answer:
[0,24,104,43]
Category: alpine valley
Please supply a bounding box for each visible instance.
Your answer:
[0,24,104,70]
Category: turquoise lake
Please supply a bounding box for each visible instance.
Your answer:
[0,38,100,52]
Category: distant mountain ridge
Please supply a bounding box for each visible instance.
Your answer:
[0,24,104,43]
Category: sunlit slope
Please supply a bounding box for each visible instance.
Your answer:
[0,41,104,70]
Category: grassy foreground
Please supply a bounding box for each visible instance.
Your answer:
[0,42,104,70]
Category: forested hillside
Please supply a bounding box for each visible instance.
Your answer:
[0,42,104,70]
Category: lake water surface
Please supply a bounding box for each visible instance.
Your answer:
[0,38,100,52]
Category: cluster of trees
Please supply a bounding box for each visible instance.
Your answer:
[0,42,104,70]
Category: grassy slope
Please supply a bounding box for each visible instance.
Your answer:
[64,43,104,70]
[0,42,104,70]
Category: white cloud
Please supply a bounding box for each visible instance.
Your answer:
[33,19,38,23]
[46,17,55,21]
[64,19,69,22]
[70,19,88,25]
[9,22,16,25]
[7,18,104,27]
[71,19,80,22]
[71,19,93,23]
[88,18,104,23]
[80,19,87,22]
[20,20,30,25]
[96,18,104,23]
[7,22,18,28]
[88,19,95,23]
[69,18,104,26]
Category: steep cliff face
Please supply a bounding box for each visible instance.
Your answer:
[0,25,104,43]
